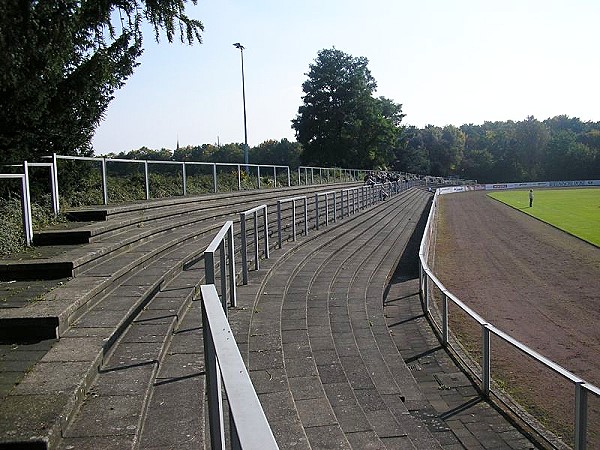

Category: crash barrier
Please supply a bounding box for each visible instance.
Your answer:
[200,284,279,450]
[419,189,600,450]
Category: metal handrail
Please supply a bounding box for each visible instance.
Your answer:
[240,204,269,285]
[314,191,337,230]
[418,189,600,450]
[204,221,236,310]
[0,169,33,246]
[276,196,308,248]
[201,284,278,450]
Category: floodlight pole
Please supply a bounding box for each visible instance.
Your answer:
[233,43,249,167]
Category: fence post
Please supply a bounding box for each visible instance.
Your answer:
[303,197,308,236]
[253,210,259,270]
[101,157,108,205]
[21,163,33,246]
[201,297,225,450]
[227,224,237,308]
[51,154,60,215]
[213,164,218,193]
[240,213,248,285]
[273,166,277,187]
[237,164,242,190]
[292,200,297,241]
[315,194,320,230]
[575,382,588,450]
[277,201,283,248]
[257,166,261,189]
[182,162,187,196]
[482,325,491,396]
[442,293,449,346]
[263,206,269,259]
[287,167,291,187]
[333,192,337,223]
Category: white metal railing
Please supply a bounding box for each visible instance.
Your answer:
[314,191,336,230]
[0,167,33,246]
[43,153,293,213]
[204,221,237,310]
[276,195,308,248]
[419,190,600,450]
[239,204,269,285]
[200,284,278,450]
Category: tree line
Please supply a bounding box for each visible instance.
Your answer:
[398,116,600,183]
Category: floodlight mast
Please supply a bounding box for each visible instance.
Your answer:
[233,43,249,167]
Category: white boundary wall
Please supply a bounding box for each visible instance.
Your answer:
[438,179,600,196]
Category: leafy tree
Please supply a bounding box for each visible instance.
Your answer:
[0,0,203,164]
[250,139,302,167]
[292,48,404,169]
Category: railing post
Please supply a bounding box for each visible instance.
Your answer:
[51,154,60,215]
[144,161,150,200]
[325,193,329,226]
[311,168,314,185]
[253,210,259,270]
[101,157,108,205]
[273,166,277,187]
[287,167,291,187]
[240,213,248,285]
[237,164,242,190]
[219,242,227,311]
[182,162,187,196]
[263,206,269,259]
[575,382,588,450]
[277,201,283,248]
[257,166,261,189]
[213,164,218,193]
[227,224,237,308]
[482,325,491,396]
[21,163,33,246]
[315,194,320,230]
[303,197,308,236]
[442,292,449,346]
[292,200,297,241]
[201,296,225,450]
[333,192,337,223]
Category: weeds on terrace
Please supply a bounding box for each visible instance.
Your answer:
[0,196,66,257]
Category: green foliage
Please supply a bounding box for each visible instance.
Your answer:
[398,115,600,182]
[0,196,67,256]
[292,48,404,169]
[0,0,203,164]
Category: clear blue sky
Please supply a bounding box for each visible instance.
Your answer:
[92,0,600,155]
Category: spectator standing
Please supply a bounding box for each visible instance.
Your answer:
[529,189,534,207]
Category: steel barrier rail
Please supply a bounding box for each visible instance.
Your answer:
[276,196,308,248]
[314,191,336,230]
[204,221,236,310]
[239,204,269,285]
[200,285,279,450]
[44,154,291,211]
[0,168,33,246]
[418,190,600,450]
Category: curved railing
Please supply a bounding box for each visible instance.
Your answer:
[418,189,599,450]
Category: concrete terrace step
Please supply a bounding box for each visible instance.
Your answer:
[4,183,362,281]
[0,182,362,340]
[0,181,373,448]
[239,188,441,449]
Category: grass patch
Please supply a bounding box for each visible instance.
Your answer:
[488,188,600,246]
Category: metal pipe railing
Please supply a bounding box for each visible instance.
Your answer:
[239,204,269,285]
[276,196,308,248]
[0,170,33,246]
[204,221,236,310]
[200,284,278,450]
[418,189,600,450]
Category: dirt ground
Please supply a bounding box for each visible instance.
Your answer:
[433,190,600,445]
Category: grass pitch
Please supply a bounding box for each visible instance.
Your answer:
[488,188,600,247]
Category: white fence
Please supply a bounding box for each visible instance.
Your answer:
[419,187,600,450]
